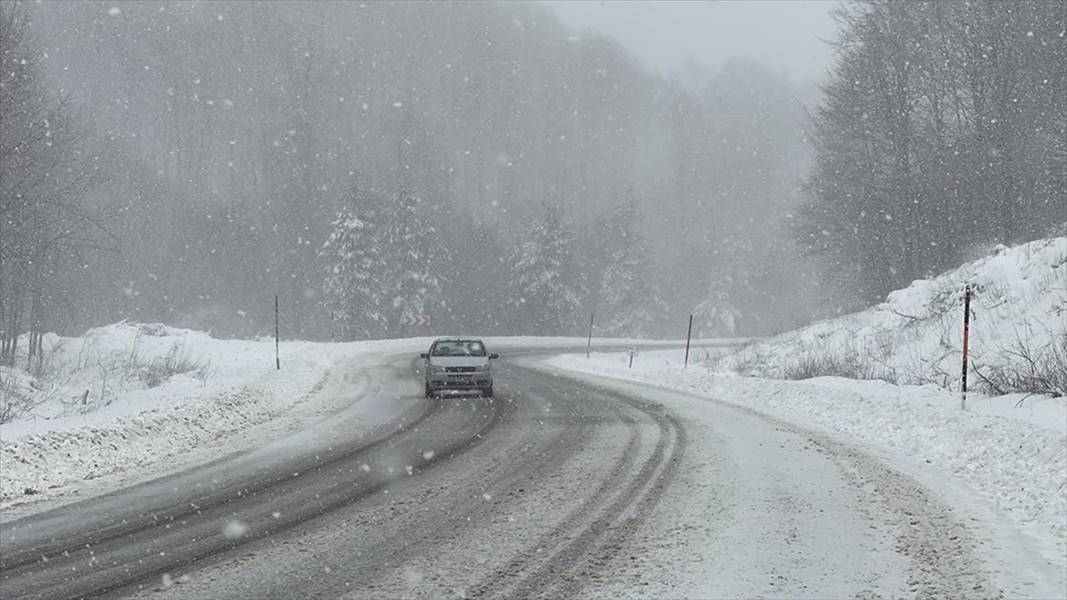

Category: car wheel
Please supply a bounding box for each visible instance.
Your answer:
[483,386,494,398]
[424,383,434,399]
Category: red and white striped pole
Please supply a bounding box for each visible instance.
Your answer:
[960,285,972,410]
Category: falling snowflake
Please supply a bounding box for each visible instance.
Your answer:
[222,520,249,539]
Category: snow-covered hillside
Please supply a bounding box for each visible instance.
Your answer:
[722,236,1066,394]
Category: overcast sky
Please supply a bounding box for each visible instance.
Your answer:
[542,0,839,83]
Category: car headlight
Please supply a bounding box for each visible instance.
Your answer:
[430,365,447,373]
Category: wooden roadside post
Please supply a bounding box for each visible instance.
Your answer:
[586,312,594,359]
[684,313,694,368]
[275,294,281,370]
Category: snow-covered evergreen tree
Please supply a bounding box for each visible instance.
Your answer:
[692,235,750,338]
[380,190,447,330]
[321,188,389,339]
[322,188,449,339]
[506,206,581,335]
[694,273,743,337]
[590,200,662,337]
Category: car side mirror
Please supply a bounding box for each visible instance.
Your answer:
[489,353,499,360]
[420,353,429,359]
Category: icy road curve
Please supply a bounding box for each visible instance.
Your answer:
[1,349,1004,599]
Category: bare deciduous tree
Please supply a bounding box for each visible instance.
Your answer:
[0,5,106,366]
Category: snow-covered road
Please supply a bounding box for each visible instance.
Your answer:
[1,345,1049,598]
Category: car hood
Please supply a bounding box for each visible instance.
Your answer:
[428,356,490,368]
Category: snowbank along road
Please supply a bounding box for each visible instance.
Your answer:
[0,344,1030,598]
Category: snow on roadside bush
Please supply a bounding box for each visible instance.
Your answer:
[0,367,38,424]
[0,322,220,423]
[720,236,1067,395]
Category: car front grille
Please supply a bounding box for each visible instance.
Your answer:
[445,366,477,373]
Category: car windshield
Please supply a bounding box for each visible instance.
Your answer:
[431,341,486,357]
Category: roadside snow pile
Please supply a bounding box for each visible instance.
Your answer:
[2,322,215,424]
[0,322,333,501]
[721,236,1066,395]
[543,351,1067,568]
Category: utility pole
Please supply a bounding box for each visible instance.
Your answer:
[275,294,281,370]
[586,312,594,359]
[684,314,694,368]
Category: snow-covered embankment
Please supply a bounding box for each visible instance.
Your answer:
[0,323,422,506]
[543,236,1067,587]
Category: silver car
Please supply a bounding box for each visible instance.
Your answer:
[420,338,499,398]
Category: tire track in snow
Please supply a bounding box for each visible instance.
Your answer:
[305,370,602,599]
[0,392,438,573]
[470,374,687,599]
[130,362,611,600]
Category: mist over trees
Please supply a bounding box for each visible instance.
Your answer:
[0,6,107,366]
[505,205,582,335]
[799,0,1067,303]
[5,1,1060,344]
[8,1,820,341]
[583,198,662,337]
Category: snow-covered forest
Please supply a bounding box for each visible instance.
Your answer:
[1,4,1065,596]
[1,0,1063,348]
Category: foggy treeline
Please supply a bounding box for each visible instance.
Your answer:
[1,0,1063,350]
[3,0,817,343]
[800,1,1066,303]
[0,7,107,364]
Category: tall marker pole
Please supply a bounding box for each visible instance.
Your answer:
[586,312,594,359]
[684,314,693,368]
[960,285,971,409]
[275,294,281,370]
